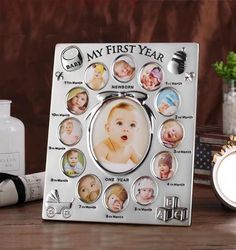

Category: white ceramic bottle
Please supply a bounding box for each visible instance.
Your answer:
[0,100,25,175]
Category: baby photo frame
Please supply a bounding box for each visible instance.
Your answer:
[42,43,199,226]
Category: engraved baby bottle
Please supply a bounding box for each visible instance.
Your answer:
[0,100,25,175]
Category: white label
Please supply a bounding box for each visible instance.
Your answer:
[24,175,43,201]
[0,152,20,172]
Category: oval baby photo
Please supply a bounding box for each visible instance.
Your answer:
[90,98,151,174]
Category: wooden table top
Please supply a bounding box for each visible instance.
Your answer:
[1,185,236,249]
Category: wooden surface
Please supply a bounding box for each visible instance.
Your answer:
[1,185,236,250]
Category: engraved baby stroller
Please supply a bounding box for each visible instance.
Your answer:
[46,189,74,218]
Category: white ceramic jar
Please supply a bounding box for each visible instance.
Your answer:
[0,100,25,175]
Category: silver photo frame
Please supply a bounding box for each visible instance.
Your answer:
[43,43,199,226]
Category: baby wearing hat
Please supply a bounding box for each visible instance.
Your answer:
[67,87,88,115]
[135,177,155,205]
[155,152,174,180]
[88,63,107,90]
[141,66,163,91]
[105,184,128,213]
[158,92,179,116]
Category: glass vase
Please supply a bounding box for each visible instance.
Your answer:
[223,79,236,134]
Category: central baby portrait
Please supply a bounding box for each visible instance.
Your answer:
[90,97,151,174]
[42,43,199,226]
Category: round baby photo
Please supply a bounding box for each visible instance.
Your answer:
[58,118,82,146]
[77,175,102,204]
[156,87,180,116]
[85,63,109,90]
[61,149,86,177]
[104,183,128,213]
[66,87,89,115]
[112,54,135,83]
[90,98,151,174]
[152,152,177,181]
[159,119,184,149]
[139,63,164,91]
[133,176,157,205]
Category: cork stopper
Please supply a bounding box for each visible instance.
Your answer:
[0,100,12,117]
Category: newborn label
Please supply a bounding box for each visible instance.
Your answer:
[111,85,134,90]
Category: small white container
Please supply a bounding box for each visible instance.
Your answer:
[0,100,25,175]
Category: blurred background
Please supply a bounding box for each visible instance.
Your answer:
[0,0,236,174]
